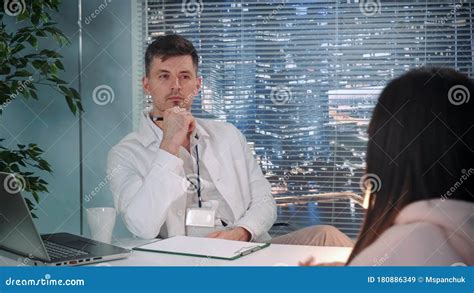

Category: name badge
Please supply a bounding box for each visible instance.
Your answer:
[185,200,219,228]
[185,208,215,227]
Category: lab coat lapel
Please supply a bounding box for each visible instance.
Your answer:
[199,135,240,220]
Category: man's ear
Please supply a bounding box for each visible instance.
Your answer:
[142,76,150,94]
[196,76,202,93]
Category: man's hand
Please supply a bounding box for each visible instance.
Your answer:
[206,227,251,242]
[159,107,196,155]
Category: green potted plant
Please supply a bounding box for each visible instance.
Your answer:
[0,0,82,217]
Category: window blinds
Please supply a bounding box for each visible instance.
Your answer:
[133,0,473,238]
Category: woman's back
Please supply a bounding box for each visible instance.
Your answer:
[347,67,473,266]
[350,198,473,266]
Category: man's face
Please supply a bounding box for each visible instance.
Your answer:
[143,55,201,115]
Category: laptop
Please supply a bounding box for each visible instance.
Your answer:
[0,172,131,266]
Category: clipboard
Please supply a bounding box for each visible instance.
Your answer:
[133,236,270,260]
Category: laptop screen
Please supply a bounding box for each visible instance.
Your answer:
[0,172,50,261]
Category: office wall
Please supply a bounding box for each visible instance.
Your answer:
[80,0,134,239]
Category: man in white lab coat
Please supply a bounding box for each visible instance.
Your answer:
[108,34,354,247]
[107,35,276,242]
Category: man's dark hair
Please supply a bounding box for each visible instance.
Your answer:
[144,34,198,76]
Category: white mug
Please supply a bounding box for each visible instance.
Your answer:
[86,207,116,244]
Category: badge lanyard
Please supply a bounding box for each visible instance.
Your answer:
[184,143,217,228]
[177,143,202,208]
[191,145,202,208]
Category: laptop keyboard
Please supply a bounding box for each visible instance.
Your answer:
[43,241,88,260]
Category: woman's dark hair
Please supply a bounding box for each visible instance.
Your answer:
[347,67,473,264]
[145,34,198,76]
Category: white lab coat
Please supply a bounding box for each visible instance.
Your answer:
[107,111,277,241]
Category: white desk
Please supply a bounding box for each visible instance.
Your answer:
[0,238,352,267]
